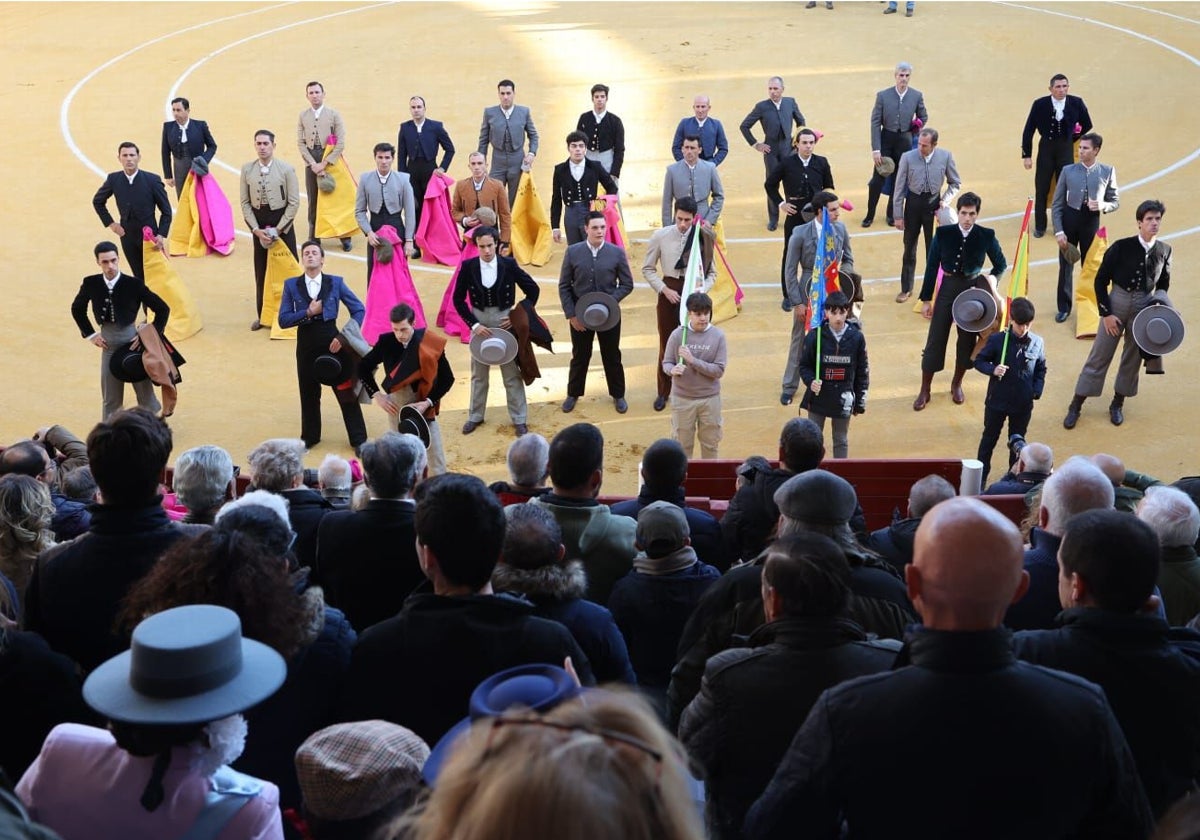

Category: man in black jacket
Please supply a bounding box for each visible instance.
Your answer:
[91,142,172,283]
[550,131,618,245]
[71,242,170,420]
[1020,74,1093,237]
[866,473,955,572]
[315,432,428,632]
[765,128,833,295]
[679,533,899,839]
[337,474,593,745]
[745,497,1154,839]
[1014,509,1200,818]
[24,409,203,674]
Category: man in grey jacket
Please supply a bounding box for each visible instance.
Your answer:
[477,79,539,206]
[893,128,961,302]
[662,137,725,228]
[558,212,635,414]
[1051,132,1119,322]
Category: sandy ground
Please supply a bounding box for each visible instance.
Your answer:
[3,1,1198,495]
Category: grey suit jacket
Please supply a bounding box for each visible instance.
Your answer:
[558,242,635,318]
[784,219,853,306]
[739,97,805,146]
[1051,162,1119,233]
[870,86,928,151]
[893,147,962,218]
[355,171,417,236]
[477,105,539,156]
[662,160,725,227]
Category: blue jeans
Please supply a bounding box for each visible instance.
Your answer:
[887,1,915,9]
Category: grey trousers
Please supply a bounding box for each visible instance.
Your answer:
[469,306,527,425]
[781,308,808,397]
[807,409,851,459]
[100,323,160,420]
[385,390,447,476]
[1075,286,1158,399]
[490,149,524,207]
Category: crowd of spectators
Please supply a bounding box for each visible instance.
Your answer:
[2,408,1200,839]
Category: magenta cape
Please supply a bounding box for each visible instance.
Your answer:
[436,228,481,344]
[600,195,624,248]
[415,171,463,267]
[193,173,235,255]
[363,225,427,343]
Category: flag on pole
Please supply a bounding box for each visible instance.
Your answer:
[806,207,842,333]
[677,220,706,351]
[1000,198,1034,360]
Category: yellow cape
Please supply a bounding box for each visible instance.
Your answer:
[1074,228,1107,340]
[314,144,359,240]
[510,171,552,267]
[167,173,208,258]
[708,219,741,324]
[142,240,202,341]
[262,239,300,340]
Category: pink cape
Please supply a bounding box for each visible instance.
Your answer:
[415,171,463,267]
[192,172,235,256]
[600,195,624,248]
[363,225,427,343]
[436,229,481,343]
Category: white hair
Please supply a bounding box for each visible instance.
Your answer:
[318,454,352,491]
[1041,456,1114,534]
[215,489,290,529]
[1138,486,1200,548]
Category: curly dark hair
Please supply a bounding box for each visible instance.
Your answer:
[120,529,310,658]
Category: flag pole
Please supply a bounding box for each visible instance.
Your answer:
[1001,198,1034,362]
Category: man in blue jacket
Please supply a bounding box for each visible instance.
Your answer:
[279,240,367,451]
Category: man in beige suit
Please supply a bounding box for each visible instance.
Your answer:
[451,152,512,250]
[297,80,351,251]
[239,130,299,330]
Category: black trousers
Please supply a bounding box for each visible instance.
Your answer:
[366,209,405,287]
[119,229,145,283]
[568,321,625,398]
[1056,206,1100,315]
[921,272,979,374]
[761,141,789,224]
[1034,137,1074,232]
[564,202,589,245]
[900,192,938,294]
[977,406,1031,487]
[252,206,296,318]
[407,158,436,243]
[296,319,367,448]
[867,129,912,222]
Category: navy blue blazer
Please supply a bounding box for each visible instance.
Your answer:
[396,119,455,172]
[673,116,729,165]
[278,274,365,329]
[160,119,217,177]
[92,170,172,236]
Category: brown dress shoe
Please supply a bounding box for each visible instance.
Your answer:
[895,291,911,303]
[514,423,529,436]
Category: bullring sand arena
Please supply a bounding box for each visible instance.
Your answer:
[5,0,1198,492]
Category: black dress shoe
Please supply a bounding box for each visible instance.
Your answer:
[767,220,778,232]
[1055,311,1069,323]
[614,397,629,414]
[249,319,263,331]
[412,247,422,259]
[653,396,667,412]
[1063,407,1080,429]
[341,238,353,252]
[1032,228,1046,239]
[886,218,895,227]
[462,419,482,434]
[861,217,874,228]
[1109,405,1124,426]
[562,396,578,413]
[780,393,794,406]
[514,423,528,436]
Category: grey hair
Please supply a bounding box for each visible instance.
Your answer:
[507,434,550,488]
[908,474,956,518]
[1021,443,1054,473]
[769,76,785,87]
[361,432,427,499]
[1041,456,1115,534]
[895,61,913,73]
[1138,486,1200,549]
[173,445,234,512]
[318,454,352,491]
[247,439,306,493]
[215,489,290,529]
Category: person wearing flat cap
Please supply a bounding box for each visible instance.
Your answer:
[293,721,429,839]
[608,500,720,716]
[17,604,287,839]
[454,225,540,438]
